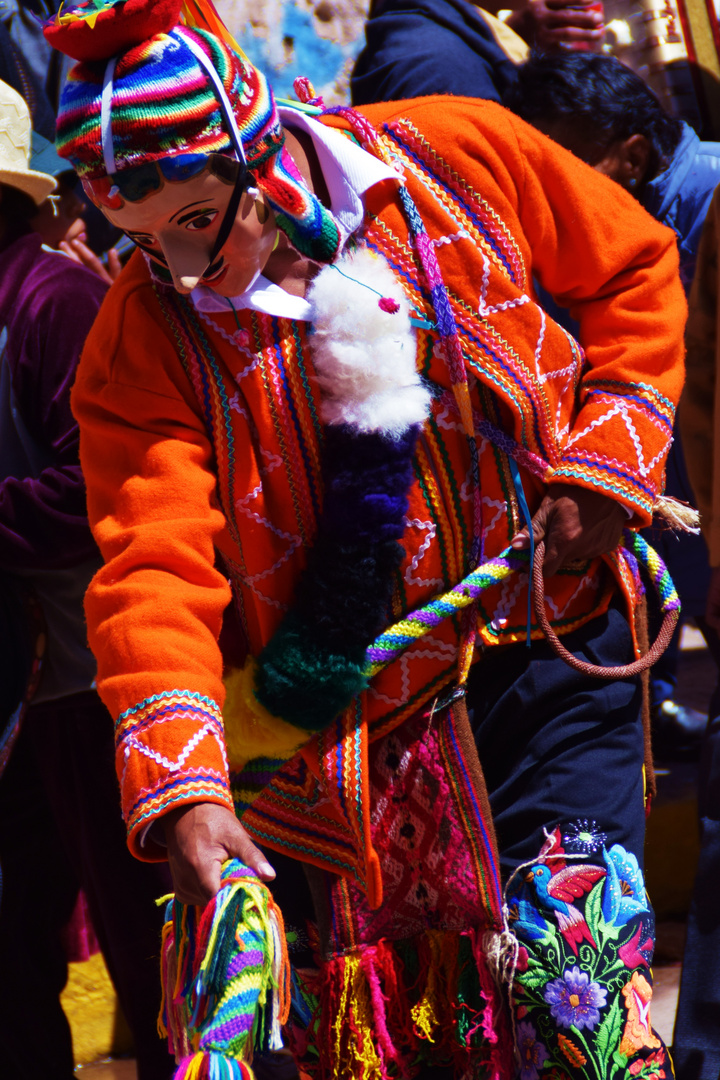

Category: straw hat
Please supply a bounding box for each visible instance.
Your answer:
[0,80,56,205]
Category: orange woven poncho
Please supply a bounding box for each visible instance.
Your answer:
[72,98,686,898]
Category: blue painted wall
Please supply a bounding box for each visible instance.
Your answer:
[233,2,365,102]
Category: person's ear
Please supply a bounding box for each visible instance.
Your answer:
[618,134,651,192]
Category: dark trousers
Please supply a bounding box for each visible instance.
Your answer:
[467,602,645,873]
[645,435,715,706]
[0,690,173,1080]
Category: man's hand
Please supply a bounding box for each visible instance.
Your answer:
[59,237,122,285]
[508,0,604,50]
[511,483,627,577]
[163,802,275,906]
[706,566,720,632]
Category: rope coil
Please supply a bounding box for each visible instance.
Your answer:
[532,533,680,679]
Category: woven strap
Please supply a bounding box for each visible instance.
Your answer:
[367,530,680,680]
[532,539,679,679]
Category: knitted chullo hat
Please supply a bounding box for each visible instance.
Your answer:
[45,0,342,264]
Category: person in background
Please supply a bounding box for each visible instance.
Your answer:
[507,52,719,289]
[28,132,122,284]
[0,78,172,1080]
[676,185,720,1080]
[0,10,55,138]
[1,0,70,116]
[507,50,720,759]
[351,0,603,107]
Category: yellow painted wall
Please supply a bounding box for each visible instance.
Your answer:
[60,951,133,1066]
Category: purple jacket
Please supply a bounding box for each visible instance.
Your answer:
[0,228,106,571]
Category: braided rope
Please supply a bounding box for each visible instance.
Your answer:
[365,531,680,679]
[365,549,528,677]
[632,529,681,613]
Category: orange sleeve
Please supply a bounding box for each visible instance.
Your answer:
[354,97,686,520]
[72,254,233,859]
[505,109,686,519]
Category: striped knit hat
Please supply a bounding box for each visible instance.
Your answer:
[48,10,341,263]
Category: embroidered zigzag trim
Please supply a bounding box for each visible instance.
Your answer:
[117,690,233,842]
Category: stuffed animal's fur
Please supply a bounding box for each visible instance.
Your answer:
[308,246,430,437]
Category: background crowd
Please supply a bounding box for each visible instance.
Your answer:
[2,0,720,1078]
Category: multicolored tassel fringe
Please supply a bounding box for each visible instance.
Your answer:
[287,930,513,1079]
[159,859,291,1080]
[173,1051,255,1078]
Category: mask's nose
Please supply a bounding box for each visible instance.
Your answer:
[157,231,212,294]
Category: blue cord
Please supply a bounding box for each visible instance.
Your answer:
[508,455,534,647]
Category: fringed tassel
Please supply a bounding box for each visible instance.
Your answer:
[652,494,701,533]
[173,1051,255,1078]
[159,902,192,1059]
[268,900,292,1051]
[470,930,517,1080]
[360,941,410,1076]
[311,931,507,1079]
[410,930,459,1050]
[159,860,291,1080]
[318,951,388,1079]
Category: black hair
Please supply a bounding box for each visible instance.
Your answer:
[0,183,40,226]
[506,52,684,183]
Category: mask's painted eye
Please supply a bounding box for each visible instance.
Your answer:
[129,233,157,248]
[186,210,218,231]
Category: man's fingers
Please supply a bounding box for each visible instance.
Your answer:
[544,24,604,40]
[106,248,123,281]
[543,0,603,15]
[538,27,604,50]
[227,827,276,881]
[162,803,275,910]
[58,240,82,265]
[66,238,114,284]
[541,541,564,578]
[542,12,603,29]
[511,500,552,550]
[511,525,530,550]
[194,859,223,903]
[168,856,220,906]
[541,7,603,25]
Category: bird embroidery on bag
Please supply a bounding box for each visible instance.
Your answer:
[521,827,605,954]
[525,862,606,954]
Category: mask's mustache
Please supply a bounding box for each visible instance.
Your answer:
[134,244,224,290]
[135,240,167,264]
[202,256,225,280]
